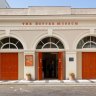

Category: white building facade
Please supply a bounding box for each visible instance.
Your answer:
[0,7,96,80]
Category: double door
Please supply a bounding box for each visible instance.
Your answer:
[38,52,64,80]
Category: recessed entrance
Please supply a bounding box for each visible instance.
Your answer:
[38,52,64,80]
[42,53,58,79]
[36,37,65,80]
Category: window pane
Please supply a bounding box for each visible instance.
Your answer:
[83,36,90,43]
[91,42,96,48]
[10,44,17,49]
[77,40,84,49]
[83,43,90,48]
[91,36,96,43]
[3,44,9,49]
[42,37,50,44]
[1,38,9,44]
[36,41,43,49]
[0,42,2,48]
[51,44,57,48]
[51,37,58,44]
[10,37,18,44]
[16,42,23,49]
[57,41,64,49]
[43,44,50,48]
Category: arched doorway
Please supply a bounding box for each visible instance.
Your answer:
[0,37,24,80]
[77,36,96,79]
[36,37,65,80]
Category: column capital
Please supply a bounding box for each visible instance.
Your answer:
[66,51,77,54]
[5,29,10,36]
[48,28,53,36]
[24,51,35,55]
[90,28,94,34]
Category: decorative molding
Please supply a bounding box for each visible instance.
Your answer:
[0,26,96,31]
[1,15,96,20]
[66,51,77,54]
[5,29,10,36]
[48,28,52,36]
[90,28,94,34]
[0,30,5,35]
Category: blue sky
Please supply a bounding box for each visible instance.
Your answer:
[7,0,96,8]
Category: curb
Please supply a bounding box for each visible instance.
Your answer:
[0,82,96,86]
[0,80,96,86]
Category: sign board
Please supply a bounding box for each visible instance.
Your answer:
[25,55,33,66]
[69,57,74,62]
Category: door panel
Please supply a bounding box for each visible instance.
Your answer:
[38,52,42,80]
[0,54,1,79]
[0,53,18,80]
[58,52,64,80]
[82,52,96,79]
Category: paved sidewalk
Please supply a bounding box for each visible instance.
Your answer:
[0,80,96,86]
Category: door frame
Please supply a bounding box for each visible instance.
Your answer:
[37,51,65,80]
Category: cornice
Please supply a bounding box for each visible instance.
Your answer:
[0,15,96,20]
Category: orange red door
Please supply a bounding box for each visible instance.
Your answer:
[58,52,64,80]
[0,54,1,79]
[82,52,96,79]
[38,52,42,80]
[0,53,18,80]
